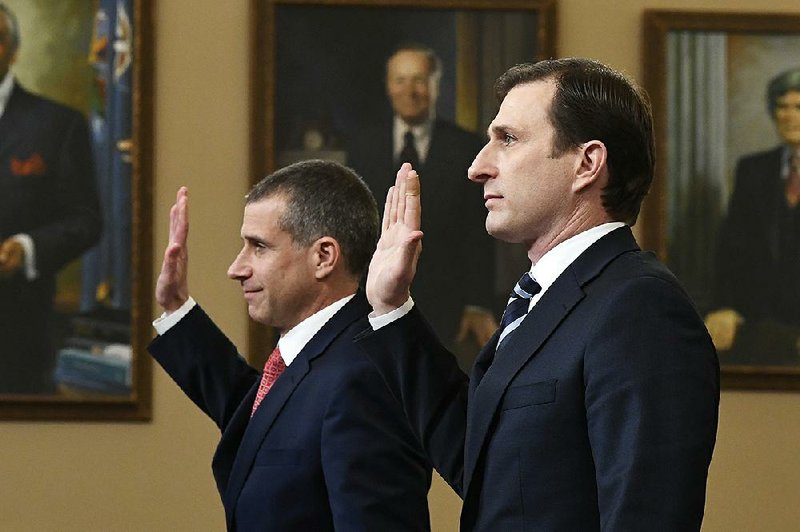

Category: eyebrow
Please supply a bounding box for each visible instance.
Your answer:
[488,123,515,138]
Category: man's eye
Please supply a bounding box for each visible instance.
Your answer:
[503,134,516,146]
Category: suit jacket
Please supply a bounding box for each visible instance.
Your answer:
[0,82,101,393]
[714,146,800,363]
[357,227,720,530]
[347,119,496,347]
[149,293,432,531]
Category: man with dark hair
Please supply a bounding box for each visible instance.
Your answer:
[359,59,719,529]
[347,43,497,366]
[149,160,432,530]
[0,2,101,393]
[706,66,800,365]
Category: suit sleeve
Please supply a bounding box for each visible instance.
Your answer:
[584,276,719,530]
[355,308,469,496]
[148,305,259,430]
[321,360,433,531]
[29,111,102,276]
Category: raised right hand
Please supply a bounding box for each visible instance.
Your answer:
[366,164,424,315]
[155,187,189,311]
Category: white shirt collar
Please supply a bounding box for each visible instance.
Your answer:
[529,222,627,306]
[0,72,15,119]
[393,115,434,164]
[277,294,355,366]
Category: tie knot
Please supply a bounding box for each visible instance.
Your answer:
[404,130,415,144]
[512,272,540,300]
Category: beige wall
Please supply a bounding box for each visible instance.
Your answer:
[2,0,800,530]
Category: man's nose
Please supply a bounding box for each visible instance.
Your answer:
[468,143,496,183]
[227,251,250,280]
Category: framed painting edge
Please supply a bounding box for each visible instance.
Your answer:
[641,9,800,391]
[248,0,557,365]
[0,0,155,421]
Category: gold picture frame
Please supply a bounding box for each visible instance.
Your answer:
[642,9,800,390]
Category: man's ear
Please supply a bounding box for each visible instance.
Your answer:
[573,140,608,193]
[311,237,341,280]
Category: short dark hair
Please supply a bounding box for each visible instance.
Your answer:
[495,58,655,225]
[767,67,800,116]
[246,160,379,278]
[0,3,19,52]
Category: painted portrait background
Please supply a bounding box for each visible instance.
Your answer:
[663,28,800,370]
[2,0,136,402]
[255,1,554,368]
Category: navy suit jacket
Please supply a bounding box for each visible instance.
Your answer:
[347,119,496,347]
[149,293,432,531]
[357,227,720,530]
[0,82,101,393]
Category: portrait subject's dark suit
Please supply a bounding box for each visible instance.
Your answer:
[357,227,720,530]
[149,293,432,531]
[348,119,496,349]
[715,146,800,364]
[0,82,101,394]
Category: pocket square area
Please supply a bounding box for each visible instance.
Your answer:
[10,153,47,176]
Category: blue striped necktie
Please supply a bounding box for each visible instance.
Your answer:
[498,272,541,344]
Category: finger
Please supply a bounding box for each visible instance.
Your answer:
[382,186,394,233]
[395,164,409,225]
[389,165,407,225]
[403,170,421,230]
[175,187,189,247]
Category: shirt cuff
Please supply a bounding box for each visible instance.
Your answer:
[368,297,414,330]
[153,296,197,335]
[11,234,37,281]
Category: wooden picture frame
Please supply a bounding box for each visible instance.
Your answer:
[642,10,800,390]
[249,0,556,368]
[0,0,153,419]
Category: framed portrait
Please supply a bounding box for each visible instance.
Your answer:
[250,0,556,369]
[0,0,153,419]
[641,10,800,390]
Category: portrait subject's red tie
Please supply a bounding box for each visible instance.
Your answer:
[250,346,286,417]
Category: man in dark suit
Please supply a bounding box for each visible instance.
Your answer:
[347,44,497,364]
[0,3,101,394]
[706,66,800,365]
[149,161,432,531]
[358,59,720,529]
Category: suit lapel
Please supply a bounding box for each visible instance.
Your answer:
[221,293,370,521]
[0,84,25,152]
[462,227,640,497]
[764,147,787,262]
[469,331,500,395]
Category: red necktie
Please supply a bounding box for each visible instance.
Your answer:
[250,346,286,417]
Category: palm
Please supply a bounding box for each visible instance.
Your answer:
[155,187,190,311]
[366,164,424,314]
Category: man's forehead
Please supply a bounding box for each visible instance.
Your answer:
[491,80,554,125]
[778,90,800,101]
[388,51,432,73]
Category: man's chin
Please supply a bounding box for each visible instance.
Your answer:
[486,222,524,245]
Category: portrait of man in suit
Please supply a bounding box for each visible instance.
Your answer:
[149,160,432,530]
[705,67,800,366]
[347,43,498,366]
[359,58,719,529]
[0,2,101,394]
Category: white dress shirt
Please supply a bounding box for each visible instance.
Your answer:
[393,115,433,165]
